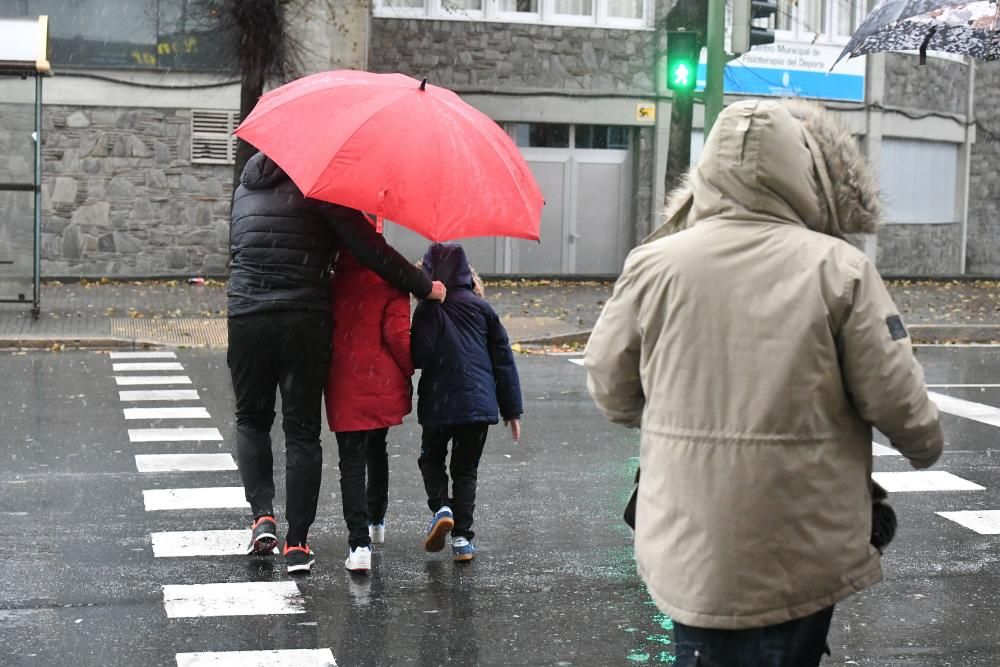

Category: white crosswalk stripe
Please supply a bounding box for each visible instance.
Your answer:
[929,391,1000,428]
[107,350,328,660]
[113,362,186,372]
[937,510,1000,535]
[162,582,305,618]
[872,471,985,492]
[135,454,236,473]
[115,375,192,386]
[143,487,249,511]
[175,649,337,666]
[129,427,223,442]
[120,389,201,402]
[110,351,178,359]
[124,407,212,420]
[151,530,251,557]
[872,443,900,456]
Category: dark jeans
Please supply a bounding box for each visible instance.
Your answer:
[227,310,332,546]
[418,423,489,540]
[335,428,390,549]
[672,605,835,667]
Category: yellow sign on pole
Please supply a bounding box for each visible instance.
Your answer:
[636,103,656,123]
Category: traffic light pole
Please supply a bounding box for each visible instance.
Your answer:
[704,0,726,137]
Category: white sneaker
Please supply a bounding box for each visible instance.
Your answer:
[369,523,385,544]
[344,545,372,573]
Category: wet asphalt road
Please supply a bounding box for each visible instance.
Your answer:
[2,347,1000,666]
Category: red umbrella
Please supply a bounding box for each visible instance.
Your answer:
[234,70,543,242]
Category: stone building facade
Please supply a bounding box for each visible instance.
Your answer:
[2,0,999,278]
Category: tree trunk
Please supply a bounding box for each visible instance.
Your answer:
[665,91,694,197]
[233,67,265,193]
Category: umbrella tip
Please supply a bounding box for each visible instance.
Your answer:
[420,78,427,91]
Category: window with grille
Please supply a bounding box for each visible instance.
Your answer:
[191,110,238,164]
[374,0,650,28]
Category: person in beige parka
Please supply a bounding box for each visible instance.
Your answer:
[585,99,944,666]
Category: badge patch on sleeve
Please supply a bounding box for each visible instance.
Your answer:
[886,315,908,341]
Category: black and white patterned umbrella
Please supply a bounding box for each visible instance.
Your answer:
[836,0,1000,64]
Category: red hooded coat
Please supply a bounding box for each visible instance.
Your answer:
[325,252,414,432]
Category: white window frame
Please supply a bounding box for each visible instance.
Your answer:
[373,0,652,30]
[774,0,865,47]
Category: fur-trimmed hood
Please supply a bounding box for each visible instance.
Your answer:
[647,99,881,243]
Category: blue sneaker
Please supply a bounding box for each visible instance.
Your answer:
[423,506,454,552]
[452,536,475,562]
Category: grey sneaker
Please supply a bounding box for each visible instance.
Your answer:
[246,515,277,555]
[283,543,315,574]
[369,522,385,544]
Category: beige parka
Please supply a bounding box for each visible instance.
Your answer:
[585,100,944,630]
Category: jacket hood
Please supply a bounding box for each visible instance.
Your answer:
[421,243,474,289]
[240,151,291,190]
[647,99,881,243]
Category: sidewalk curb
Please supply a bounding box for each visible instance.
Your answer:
[518,325,1000,348]
[4,324,1000,351]
[517,330,593,347]
[0,336,165,350]
[909,325,1000,344]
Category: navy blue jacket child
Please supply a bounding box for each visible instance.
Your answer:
[411,243,523,427]
[412,243,522,559]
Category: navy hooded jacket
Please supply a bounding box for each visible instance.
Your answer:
[228,152,431,317]
[411,244,523,427]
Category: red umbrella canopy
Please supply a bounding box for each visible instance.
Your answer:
[235,70,543,242]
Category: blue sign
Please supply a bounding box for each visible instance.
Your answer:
[696,43,866,103]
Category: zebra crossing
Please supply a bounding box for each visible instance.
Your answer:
[568,356,1000,538]
[108,350,337,666]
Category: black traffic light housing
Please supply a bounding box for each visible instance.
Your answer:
[730,0,777,55]
[666,30,699,93]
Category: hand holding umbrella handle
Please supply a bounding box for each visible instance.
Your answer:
[427,281,447,302]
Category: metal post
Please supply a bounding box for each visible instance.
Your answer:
[704,0,726,137]
[32,73,41,319]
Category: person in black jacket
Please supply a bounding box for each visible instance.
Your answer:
[411,243,522,562]
[229,151,445,574]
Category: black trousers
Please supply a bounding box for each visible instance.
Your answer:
[335,427,390,549]
[227,310,332,547]
[417,423,489,540]
[672,605,834,667]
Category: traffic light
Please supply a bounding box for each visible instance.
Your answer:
[730,0,777,56]
[666,30,699,93]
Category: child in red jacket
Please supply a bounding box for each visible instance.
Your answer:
[326,251,414,573]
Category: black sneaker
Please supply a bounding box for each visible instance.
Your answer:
[246,515,277,555]
[284,543,316,574]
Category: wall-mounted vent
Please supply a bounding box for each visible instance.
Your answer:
[191,110,238,164]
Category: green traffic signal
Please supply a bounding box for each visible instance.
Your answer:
[670,61,692,89]
[666,31,698,93]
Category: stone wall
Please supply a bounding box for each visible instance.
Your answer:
[967,61,1000,274]
[876,223,963,277]
[883,54,969,116]
[0,104,233,278]
[368,19,658,94]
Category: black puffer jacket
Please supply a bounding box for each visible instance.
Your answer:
[228,152,431,317]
